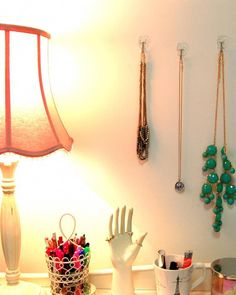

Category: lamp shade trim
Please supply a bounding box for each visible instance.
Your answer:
[0,145,67,157]
[0,23,50,39]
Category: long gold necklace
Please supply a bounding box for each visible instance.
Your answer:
[175,48,185,192]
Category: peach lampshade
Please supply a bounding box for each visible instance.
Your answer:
[0,24,73,157]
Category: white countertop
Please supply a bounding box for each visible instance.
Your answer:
[42,287,210,295]
[0,267,212,295]
[93,291,210,295]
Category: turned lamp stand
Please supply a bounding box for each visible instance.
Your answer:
[0,161,42,294]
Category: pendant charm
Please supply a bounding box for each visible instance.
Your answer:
[175,181,185,192]
[137,125,150,160]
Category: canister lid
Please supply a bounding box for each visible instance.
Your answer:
[211,257,236,280]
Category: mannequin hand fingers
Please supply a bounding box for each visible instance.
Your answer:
[126,208,133,233]
[114,207,119,235]
[109,214,113,237]
[120,205,126,234]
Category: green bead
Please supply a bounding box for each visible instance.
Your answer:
[202,166,207,172]
[227,198,234,205]
[220,173,231,184]
[218,206,224,212]
[207,172,219,183]
[215,213,222,221]
[217,182,223,193]
[206,158,217,169]
[226,185,235,195]
[212,223,218,229]
[216,220,222,226]
[200,192,205,198]
[207,145,217,156]
[202,151,208,158]
[230,168,235,174]
[223,194,228,200]
[204,197,211,204]
[213,208,219,214]
[209,193,215,200]
[223,160,231,170]
[202,183,212,194]
[216,197,222,206]
[213,223,221,232]
[222,154,227,160]
[221,147,225,155]
[234,195,236,200]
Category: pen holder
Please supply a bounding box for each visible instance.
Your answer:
[153,254,206,295]
[45,213,92,295]
[45,251,91,295]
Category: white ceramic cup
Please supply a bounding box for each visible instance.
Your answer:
[154,254,206,295]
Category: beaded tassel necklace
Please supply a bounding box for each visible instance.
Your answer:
[137,41,150,161]
[200,42,235,232]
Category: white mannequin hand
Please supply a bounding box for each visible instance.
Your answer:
[107,206,147,295]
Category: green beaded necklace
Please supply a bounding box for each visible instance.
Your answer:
[200,42,235,232]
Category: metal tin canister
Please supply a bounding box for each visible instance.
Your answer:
[211,257,236,295]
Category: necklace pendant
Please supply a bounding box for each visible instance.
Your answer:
[137,125,150,161]
[175,181,185,192]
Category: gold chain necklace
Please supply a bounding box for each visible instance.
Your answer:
[175,48,185,192]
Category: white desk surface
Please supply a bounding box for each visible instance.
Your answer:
[43,288,210,295]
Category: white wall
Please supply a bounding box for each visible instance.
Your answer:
[0,0,236,273]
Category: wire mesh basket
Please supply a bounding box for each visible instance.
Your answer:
[45,252,91,295]
[45,213,92,295]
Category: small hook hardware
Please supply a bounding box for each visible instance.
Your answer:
[177,42,188,57]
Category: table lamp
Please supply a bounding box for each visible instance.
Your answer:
[0,24,73,294]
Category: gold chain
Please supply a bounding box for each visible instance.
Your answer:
[177,50,184,181]
[213,44,227,152]
[139,42,147,126]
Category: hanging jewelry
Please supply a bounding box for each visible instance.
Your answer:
[200,41,235,232]
[175,46,185,192]
[137,40,150,161]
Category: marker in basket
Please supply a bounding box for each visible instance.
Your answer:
[157,249,166,269]
[51,232,57,248]
[45,233,90,259]
[182,250,193,268]
[58,236,63,246]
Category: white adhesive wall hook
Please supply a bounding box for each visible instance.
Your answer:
[138,35,150,50]
[177,42,189,57]
[217,35,229,50]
